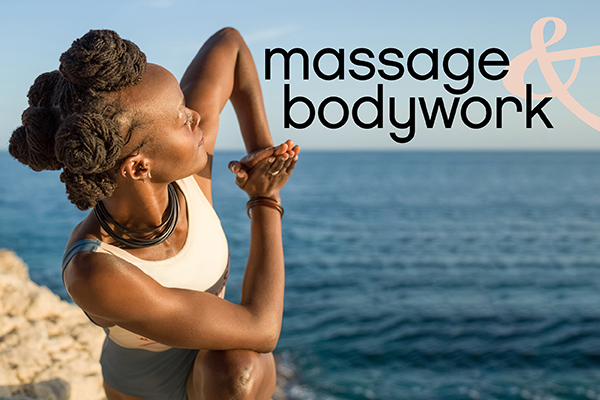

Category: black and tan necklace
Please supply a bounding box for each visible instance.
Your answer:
[94,183,180,249]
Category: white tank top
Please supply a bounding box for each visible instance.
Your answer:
[62,176,229,352]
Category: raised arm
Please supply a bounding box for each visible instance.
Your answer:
[180,28,275,198]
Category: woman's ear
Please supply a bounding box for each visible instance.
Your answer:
[119,154,151,182]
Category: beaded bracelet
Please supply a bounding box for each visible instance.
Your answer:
[246,197,284,219]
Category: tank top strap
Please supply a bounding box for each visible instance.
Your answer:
[62,238,107,271]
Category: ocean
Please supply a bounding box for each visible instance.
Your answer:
[2,150,600,400]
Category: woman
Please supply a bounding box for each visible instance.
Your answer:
[9,28,299,400]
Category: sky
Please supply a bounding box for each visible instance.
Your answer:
[1,0,599,151]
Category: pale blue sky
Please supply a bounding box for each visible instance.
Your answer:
[1,0,599,150]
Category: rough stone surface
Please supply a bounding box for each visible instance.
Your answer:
[0,250,291,399]
[0,250,105,400]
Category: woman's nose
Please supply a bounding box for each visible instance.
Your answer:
[192,110,201,130]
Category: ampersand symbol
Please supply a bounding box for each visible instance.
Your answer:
[503,17,600,131]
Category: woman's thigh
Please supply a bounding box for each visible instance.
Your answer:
[186,349,276,400]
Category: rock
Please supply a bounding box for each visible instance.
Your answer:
[0,250,105,400]
[0,378,69,400]
[0,251,30,281]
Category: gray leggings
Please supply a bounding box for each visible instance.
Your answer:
[101,335,198,400]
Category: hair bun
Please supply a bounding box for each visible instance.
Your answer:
[59,30,146,92]
[54,113,124,175]
[27,70,62,108]
[60,170,117,210]
[9,107,62,171]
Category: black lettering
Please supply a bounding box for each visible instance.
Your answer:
[407,48,438,81]
[265,48,310,80]
[349,48,376,81]
[318,97,349,128]
[461,96,492,129]
[419,97,459,128]
[479,48,510,81]
[314,48,345,80]
[378,48,404,80]
[442,48,475,95]
[390,97,416,143]
[284,84,315,128]
[496,96,522,128]
[352,84,384,129]
[526,84,553,128]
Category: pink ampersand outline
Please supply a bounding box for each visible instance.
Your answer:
[503,17,600,131]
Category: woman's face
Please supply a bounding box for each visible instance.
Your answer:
[119,63,207,183]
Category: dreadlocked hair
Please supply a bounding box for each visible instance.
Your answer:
[9,30,147,210]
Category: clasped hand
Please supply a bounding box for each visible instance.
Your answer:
[228,140,300,200]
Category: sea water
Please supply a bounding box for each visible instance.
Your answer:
[2,151,600,400]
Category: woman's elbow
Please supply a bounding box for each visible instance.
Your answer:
[255,335,279,354]
[214,27,244,43]
[253,320,281,353]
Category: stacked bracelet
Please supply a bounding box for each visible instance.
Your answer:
[246,197,284,219]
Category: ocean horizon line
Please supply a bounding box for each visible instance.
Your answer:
[3,148,600,154]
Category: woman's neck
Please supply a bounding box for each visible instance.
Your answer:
[101,181,172,232]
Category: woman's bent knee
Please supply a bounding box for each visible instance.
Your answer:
[205,350,262,394]
[189,349,274,400]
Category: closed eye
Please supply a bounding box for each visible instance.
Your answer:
[179,97,188,127]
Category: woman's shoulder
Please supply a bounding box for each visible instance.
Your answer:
[65,213,103,248]
[63,212,124,289]
[63,213,122,285]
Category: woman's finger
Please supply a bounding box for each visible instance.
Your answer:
[272,142,289,157]
[234,169,248,188]
[268,154,289,175]
[281,154,295,171]
[229,161,250,188]
[228,160,243,173]
[242,147,275,169]
[285,155,298,174]
[283,144,299,159]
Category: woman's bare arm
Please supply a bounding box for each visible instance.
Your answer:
[180,27,276,199]
[64,153,297,353]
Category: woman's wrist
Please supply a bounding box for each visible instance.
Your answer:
[246,142,275,155]
[246,190,280,203]
[246,196,283,219]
